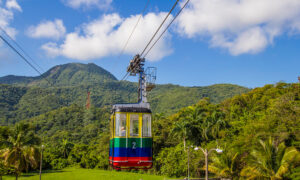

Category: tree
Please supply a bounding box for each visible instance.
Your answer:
[171,120,190,151]
[208,150,241,179]
[0,126,11,180]
[208,109,227,139]
[170,105,203,150]
[0,159,8,180]
[61,139,74,158]
[152,112,173,155]
[1,123,41,180]
[241,137,300,179]
[0,126,10,149]
[156,144,187,177]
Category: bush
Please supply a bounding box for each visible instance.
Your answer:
[50,158,69,170]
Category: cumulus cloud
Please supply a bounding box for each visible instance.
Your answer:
[27,19,66,40]
[0,0,21,38]
[6,0,22,11]
[176,0,300,55]
[42,13,173,61]
[63,0,112,10]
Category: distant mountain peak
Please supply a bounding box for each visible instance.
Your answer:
[49,66,60,75]
[0,63,117,87]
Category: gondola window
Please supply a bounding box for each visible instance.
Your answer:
[142,114,151,137]
[115,113,126,137]
[130,114,139,136]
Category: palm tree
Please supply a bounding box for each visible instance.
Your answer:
[241,137,300,179]
[173,105,204,149]
[171,120,189,150]
[0,158,6,180]
[197,108,226,142]
[0,126,10,180]
[61,139,73,158]
[0,126,10,149]
[1,123,41,180]
[171,103,227,150]
[186,105,226,144]
[208,150,241,179]
[209,110,226,139]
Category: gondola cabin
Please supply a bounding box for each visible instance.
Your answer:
[109,104,152,169]
[109,54,156,170]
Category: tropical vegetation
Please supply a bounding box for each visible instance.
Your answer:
[0,63,299,179]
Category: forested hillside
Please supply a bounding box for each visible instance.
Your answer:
[0,63,249,125]
[152,82,300,178]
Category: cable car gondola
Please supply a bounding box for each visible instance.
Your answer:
[109,55,156,170]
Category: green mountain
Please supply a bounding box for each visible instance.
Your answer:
[0,63,117,86]
[0,63,250,125]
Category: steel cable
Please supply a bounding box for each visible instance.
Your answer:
[143,0,190,58]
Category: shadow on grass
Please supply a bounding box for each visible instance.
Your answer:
[21,174,35,177]
[42,170,68,174]
[4,169,72,179]
[16,169,69,177]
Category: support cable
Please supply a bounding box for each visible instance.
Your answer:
[143,0,190,58]
[0,35,53,86]
[0,27,45,73]
[121,71,130,81]
[121,0,180,81]
[140,0,179,57]
[118,0,150,58]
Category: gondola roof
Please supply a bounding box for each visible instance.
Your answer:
[112,103,151,113]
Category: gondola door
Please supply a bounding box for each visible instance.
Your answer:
[128,113,140,166]
[114,113,128,167]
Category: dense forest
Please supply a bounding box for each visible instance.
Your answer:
[0,63,249,125]
[1,81,299,179]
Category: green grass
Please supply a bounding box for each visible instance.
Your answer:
[3,168,165,180]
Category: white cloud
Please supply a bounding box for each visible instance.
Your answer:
[0,0,21,39]
[42,13,173,61]
[211,27,268,55]
[0,8,13,28]
[41,42,61,58]
[63,0,112,10]
[176,0,300,55]
[6,0,22,11]
[27,19,66,40]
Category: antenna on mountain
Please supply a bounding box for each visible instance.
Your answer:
[86,92,91,109]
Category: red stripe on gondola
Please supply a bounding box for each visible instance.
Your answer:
[109,156,152,168]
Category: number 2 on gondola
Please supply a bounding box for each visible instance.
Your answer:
[132,141,136,149]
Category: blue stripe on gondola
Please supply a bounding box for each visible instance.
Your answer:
[109,147,152,157]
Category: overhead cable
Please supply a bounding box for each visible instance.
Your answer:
[0,27,45,73]
[143,0,190,58]
[121,71,130,81]
[118,0,150,58]
[140,0,179,57]
[0,34,53,86]
[121,0,180,81]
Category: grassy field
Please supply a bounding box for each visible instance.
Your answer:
[3,168,166,180]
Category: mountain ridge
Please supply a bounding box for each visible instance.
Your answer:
[0,63,117,87]
[0,63,250,125]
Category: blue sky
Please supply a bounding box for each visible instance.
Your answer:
[0,0,299,88]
